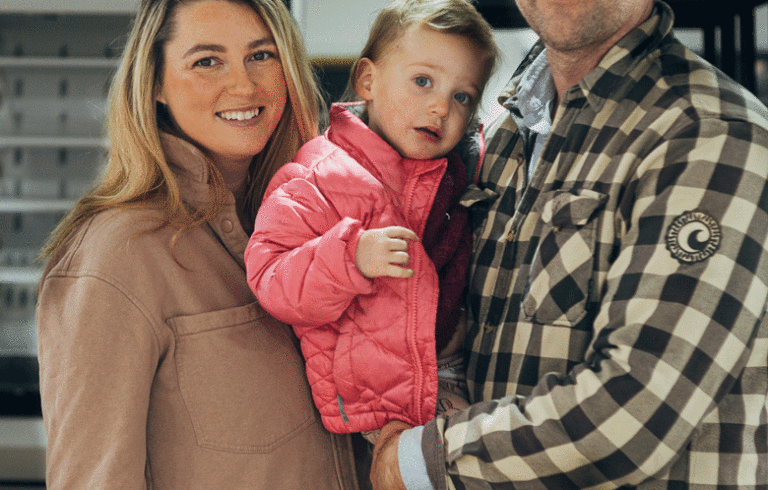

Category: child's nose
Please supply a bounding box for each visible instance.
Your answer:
[429,93,450,118]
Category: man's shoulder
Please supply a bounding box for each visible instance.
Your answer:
[652,37,768,130]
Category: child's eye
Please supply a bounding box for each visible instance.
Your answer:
[414,76,432,88]
[193,57,218,67]
[454,93,471,105]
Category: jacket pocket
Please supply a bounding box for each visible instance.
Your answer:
[522,189,607,326]
[168,302,316,453]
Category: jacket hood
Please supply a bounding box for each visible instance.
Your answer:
[329,102,484,186]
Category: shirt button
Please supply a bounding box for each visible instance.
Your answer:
[221,219,234,233]
[507,230,516,241]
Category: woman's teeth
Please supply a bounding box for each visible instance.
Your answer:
[218,108,261,121]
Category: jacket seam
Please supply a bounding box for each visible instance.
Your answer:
[42,269,165,347]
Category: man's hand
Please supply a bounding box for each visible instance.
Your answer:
[356,226,419,279]
[370,420,412,490]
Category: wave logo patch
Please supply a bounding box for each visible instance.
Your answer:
[665,210,721,264]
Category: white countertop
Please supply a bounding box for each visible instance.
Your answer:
[0,416,45,482]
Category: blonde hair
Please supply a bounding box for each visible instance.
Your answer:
[41,0,322,260]
[342,0,500,102]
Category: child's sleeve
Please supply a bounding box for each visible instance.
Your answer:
[244,164,374,327]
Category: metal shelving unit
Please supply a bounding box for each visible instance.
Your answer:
[0,7,133,486]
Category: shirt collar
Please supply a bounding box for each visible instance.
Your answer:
[503,49,556,135]
[159,131,248,268]
[159,131,236,209]
[497,0,672,114]
[576,1,670,111]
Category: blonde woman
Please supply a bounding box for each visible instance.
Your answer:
[36,0,359,488]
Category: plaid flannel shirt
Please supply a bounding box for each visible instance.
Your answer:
[412,2,768,489]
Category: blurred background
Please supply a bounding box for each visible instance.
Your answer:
[0,0,766,487]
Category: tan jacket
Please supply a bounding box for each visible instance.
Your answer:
[36,134,360,490]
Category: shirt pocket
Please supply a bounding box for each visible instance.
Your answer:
[522,189,607,326]
[168,302,317,453]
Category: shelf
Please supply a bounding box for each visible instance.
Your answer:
[0,199,75,213]
[0,56,119,69]
[0,136,108,148]
[0,267,42,285]
[1,0,137,14]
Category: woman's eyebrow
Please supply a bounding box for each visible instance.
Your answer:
[183,37,276,58]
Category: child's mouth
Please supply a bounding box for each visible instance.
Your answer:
[416,127,441,140]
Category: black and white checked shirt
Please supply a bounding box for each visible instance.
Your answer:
[412,2,768,489]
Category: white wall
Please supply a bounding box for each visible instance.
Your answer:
[294,0,390,58]
[479,30,538,125]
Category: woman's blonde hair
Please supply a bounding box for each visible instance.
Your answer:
[41,0,322,259]
[342,0,500,102]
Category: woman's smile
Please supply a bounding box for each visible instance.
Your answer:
[156,0,288,177]
[216,107,263,122]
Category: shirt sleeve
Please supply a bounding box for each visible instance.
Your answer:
[420,118,768,488]
[37,274,160,489]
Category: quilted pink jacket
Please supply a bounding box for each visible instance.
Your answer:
[246,103,470,433]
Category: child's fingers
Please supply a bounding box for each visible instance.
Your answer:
[383,226,419,242]
[386,264,414,278]
[388,251,410,265]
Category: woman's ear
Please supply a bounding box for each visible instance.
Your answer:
[354,58,376,101]
[155,85,167,105]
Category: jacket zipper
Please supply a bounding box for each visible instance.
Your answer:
[404,161,444,425]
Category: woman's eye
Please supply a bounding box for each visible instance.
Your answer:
[454,93,470,105]
[415,77,431,88]
[193,57,217,67]
[252,51,275,61]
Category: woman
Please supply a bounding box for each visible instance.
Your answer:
[36,0,359,488]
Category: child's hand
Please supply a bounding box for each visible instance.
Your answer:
[355,226,419,279]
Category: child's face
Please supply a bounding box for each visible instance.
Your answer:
[355,25,490,161]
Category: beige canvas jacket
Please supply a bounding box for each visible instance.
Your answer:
[36,133,360,490]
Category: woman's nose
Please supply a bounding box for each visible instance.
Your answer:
[226,64,257,94]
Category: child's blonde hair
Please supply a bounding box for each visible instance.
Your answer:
[343,0,500,102]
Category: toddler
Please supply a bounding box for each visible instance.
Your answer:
[245,0,499,441]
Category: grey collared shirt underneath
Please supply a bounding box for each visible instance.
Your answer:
[504,49,556,182]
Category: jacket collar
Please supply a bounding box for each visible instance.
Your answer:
[159,132,236,209]
[498,0,672,113]
[325,102,447,194]
[159,132,248,269]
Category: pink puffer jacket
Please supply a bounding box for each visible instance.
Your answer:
[246,103,458,433]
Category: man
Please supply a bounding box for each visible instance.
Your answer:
[370,0,768,489]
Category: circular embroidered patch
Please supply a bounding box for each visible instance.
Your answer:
[665,210,721,264]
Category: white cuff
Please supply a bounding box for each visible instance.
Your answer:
[397,425,434,490]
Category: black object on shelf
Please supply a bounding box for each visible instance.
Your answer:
[666,0,767,95]
[0,355,42,417]
[475,0,527,29]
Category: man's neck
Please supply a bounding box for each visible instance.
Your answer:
[547,47,610,102]
[546,2,654,104]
